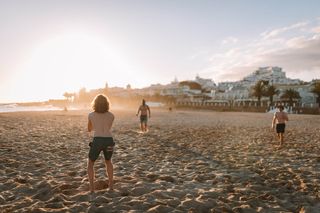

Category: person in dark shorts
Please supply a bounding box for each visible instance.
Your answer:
[87,94,115,195]
[272,105,289,147]
[88,137,114,161]
[136,99,151,132]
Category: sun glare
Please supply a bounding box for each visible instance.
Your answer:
[13,32,133,102]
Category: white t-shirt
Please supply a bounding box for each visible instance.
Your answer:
[88,111,114,137]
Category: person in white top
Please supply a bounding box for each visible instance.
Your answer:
[272,105,289,147]
[87,94,115,195]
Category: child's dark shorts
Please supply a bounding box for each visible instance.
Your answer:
[140,115,148,124]
[276,123,286,133]
[89,137,115,161]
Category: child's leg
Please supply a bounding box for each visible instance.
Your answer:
[279,133,284,145]
[105,160,114,189]
[87,159,95,193]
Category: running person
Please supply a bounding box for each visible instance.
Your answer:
[87,94,115,195]
[272,105,289,147]
[136,99,151,132]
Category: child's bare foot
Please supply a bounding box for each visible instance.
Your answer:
[88,192,95,202]
[108,182,113,191]
[277,144,283,149]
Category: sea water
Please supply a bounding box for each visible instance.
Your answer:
[0,103,63,113]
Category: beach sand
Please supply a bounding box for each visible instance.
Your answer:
[1,109,320,212]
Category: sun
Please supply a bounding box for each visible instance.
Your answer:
[13,32,133,102]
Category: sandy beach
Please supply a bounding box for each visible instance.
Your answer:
[0,109,320,212]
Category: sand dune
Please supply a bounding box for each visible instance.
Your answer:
[0,109,320,212]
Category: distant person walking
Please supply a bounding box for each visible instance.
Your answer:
[87,94,115,195]
[136,99,151,132]
[272,105,289,147]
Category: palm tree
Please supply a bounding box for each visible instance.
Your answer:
[265,85,279,106]
[251,80,268,105]
[281,89,301,107]
[310,82,320,108]
[63,92,74,102]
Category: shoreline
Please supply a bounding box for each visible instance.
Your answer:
[1,105,319,115]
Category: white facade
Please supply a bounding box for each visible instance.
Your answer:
[113,67,317,106]
[275,84,316,106]
[242,67,301,85]
[195,75,216,91]
[211,66,313,103]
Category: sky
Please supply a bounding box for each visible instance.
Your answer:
[1,0,320,102]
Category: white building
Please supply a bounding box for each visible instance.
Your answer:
[152,67,317,106]
[195,75,216,91]
[274,83,317,106]
[242,67,301,85]
[212,66,312,103]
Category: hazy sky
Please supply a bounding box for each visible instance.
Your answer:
[1,0,320,102]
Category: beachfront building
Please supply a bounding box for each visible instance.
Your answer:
[211,67,315,105]
[274,83,317,107]
[161,77,212,97]
[215,67,301,91]
[242,66,301,85]
[215,85,250,101]
[161,78,215,104]
[195,75,216,92]
[133,83,167,96]
[160,82,182,96]
[84,66,317,109]
[164,67,318,108]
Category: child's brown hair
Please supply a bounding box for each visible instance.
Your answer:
[92,94,109,113]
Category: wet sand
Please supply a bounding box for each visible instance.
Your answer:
[0,109,320,212]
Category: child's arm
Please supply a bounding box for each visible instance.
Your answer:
[88,119,93,132]
[271,115,276,129]
[148,106,151,118]
[136,107,141,116]
[87,119,93,146]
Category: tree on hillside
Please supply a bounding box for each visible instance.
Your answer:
[265,85,279,106]
[281,89,301,107]
[179,81,202,90]
[310,82,320,108]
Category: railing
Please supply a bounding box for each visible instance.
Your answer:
[168,101,319,114]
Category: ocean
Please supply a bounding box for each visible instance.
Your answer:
[0,101,164,113]
[0,103,64,113]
